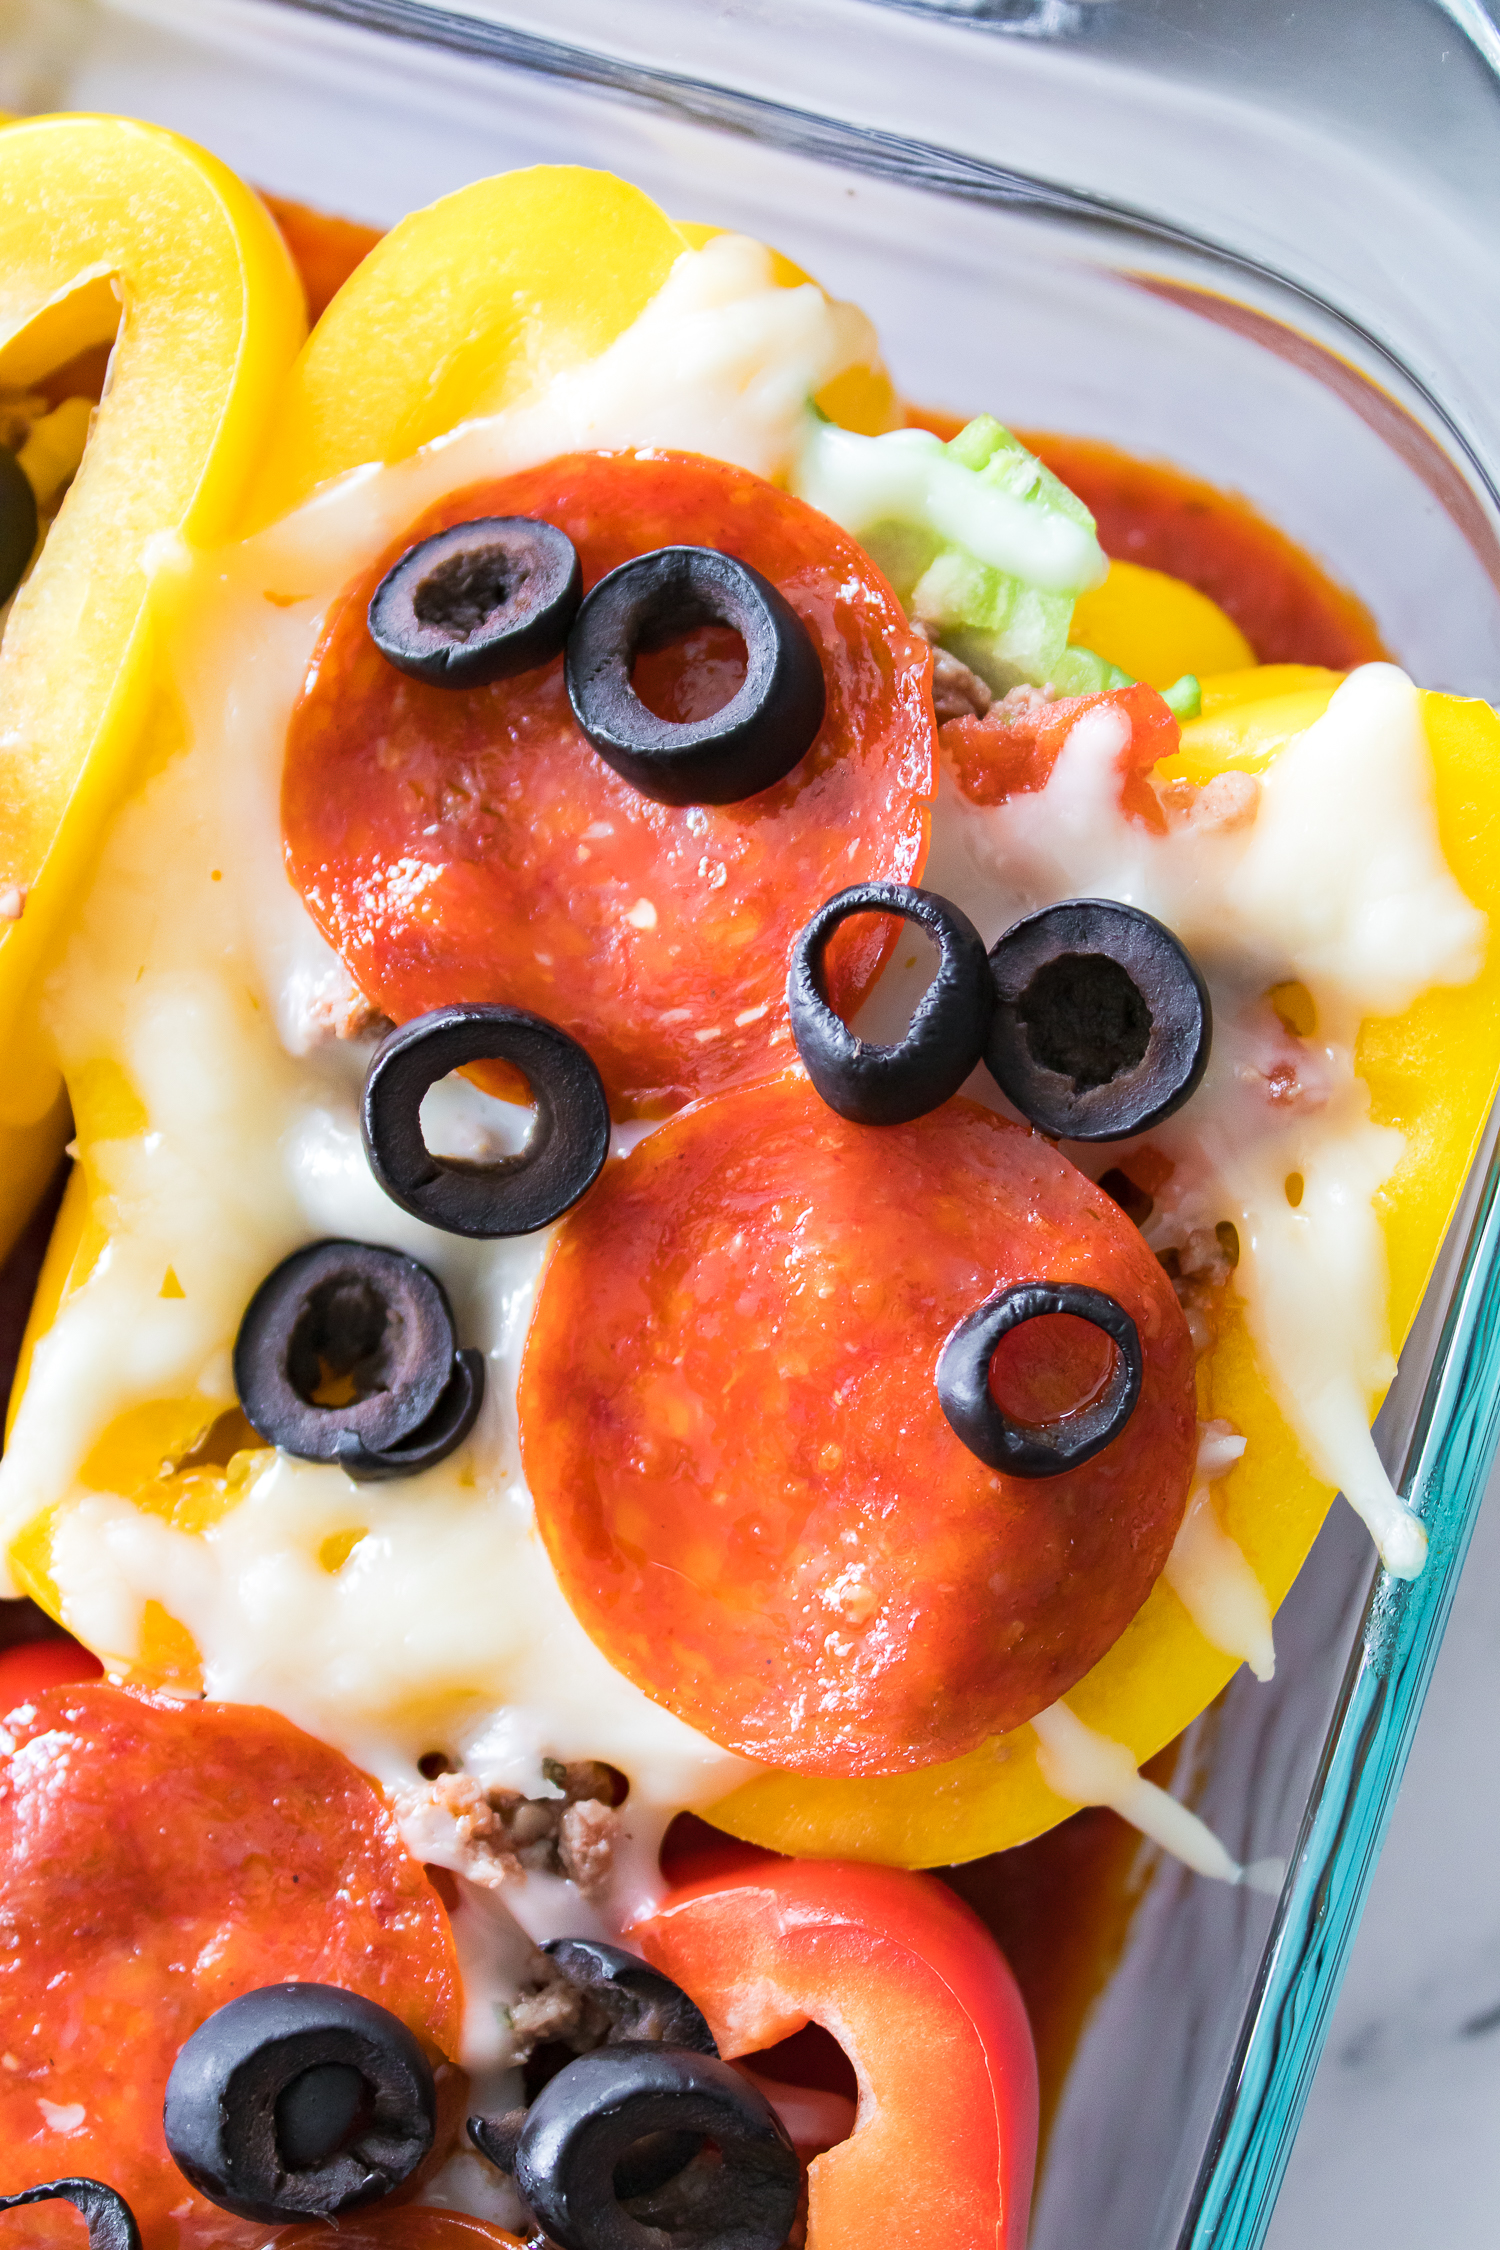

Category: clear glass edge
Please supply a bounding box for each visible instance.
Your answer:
[252,0,1500,538]
[78,1,1500,2233]
[1183,1128,1500,2248]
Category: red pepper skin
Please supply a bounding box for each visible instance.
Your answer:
[0,1635,101,1708]
[634,1856,1038,2250]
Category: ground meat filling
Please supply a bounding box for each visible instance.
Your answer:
[912,619,995,723]
[392,1757,627,1900]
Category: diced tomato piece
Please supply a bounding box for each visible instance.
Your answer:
[944,680,1177,829]
[519,1075,1196,1776]
[282,450,935,1118]
[0,1684,460,2249]
[0,1636,101,1708]
[635,1856,1038,2250]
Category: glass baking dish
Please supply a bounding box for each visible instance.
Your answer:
[6,0,1500,2242]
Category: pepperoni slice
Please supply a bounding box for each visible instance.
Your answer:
[0,1685,460,2248]
[519,1077,1196,1777]
[283,451,934,1117]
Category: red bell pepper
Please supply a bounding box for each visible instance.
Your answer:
[634,1855,1038,2250]
[0,1633,100,1708]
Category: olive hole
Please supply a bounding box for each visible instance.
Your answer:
[987,1311,1118,1428]
[419,1069,537,1163]
[275,2060,371,2170]
[412,548,519,641]
[613,2127,709,2201]
[1018,952,1152,1089]
[631,621,748,725]
[1284,1171,1305,1208]
[1216,1219,1241,1265]
[844,918,940,1045]
[286,1278,401,1413]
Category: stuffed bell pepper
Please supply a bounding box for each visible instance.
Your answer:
[0,145,1496,2250]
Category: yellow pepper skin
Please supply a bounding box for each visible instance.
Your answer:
[710,679,1500,1865]
[247,168,691,529]
[0,115,305,1264]
[1068,558,1254,687]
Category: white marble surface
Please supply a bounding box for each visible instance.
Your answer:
[1265,1462,1500,2248]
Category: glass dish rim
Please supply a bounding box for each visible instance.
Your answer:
[65,3,1500,2239]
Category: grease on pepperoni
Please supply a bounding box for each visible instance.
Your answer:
[0,1685,460,2249]
[518,1076,1196,1777]
[282,451,935,1118]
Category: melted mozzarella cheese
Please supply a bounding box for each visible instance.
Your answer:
[1031,1700,1284,1892]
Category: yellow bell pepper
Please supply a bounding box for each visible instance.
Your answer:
[1068,558,1254,687]
[0,113,305,1264]
[8,164,1498,1842]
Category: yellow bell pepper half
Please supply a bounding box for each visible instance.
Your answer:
[0,113,305,1263]
[709,675,1500,1865]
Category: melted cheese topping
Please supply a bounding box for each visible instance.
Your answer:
[0,232,1485,1978]
[914,670,1484,1581]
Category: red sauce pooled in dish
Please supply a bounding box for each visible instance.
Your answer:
[0,1685,459,2247]
[283,450,935,1118]
[520,1076,1196,1778]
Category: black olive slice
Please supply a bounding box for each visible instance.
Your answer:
[233,1239,484,1482]
[162,1982,437,2225]
[789,881,994,1126]
[0,2180,140,2250]
[0,447,37,609]
[499,2044,799,2250]
[565,546,826,806]
[368,516,581,687]
[537,1940,717,2055]
[937,1281,1143,1477]
[469,1944,718,2205]
[984,898,1211,1141]
[362,1005,610,1238]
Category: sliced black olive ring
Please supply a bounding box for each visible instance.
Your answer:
[368,515,582,687]
[985,897,1211,1141]
[937,1281,1143,1477]
[540,1939,719,2055]
[363,1004,610,1238]
[483,2043,799,2250]
[469,1943,719,2196]
[0,2180,140,2250]
[162,1983,437,2225]
[233,1239,484,1483]
[789,881,995,1126]
[0,446,38,610]
[565,546,826,806]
